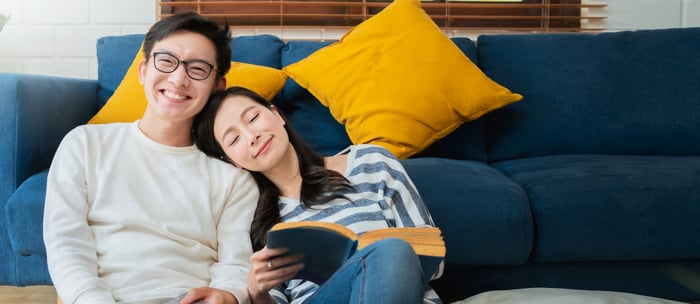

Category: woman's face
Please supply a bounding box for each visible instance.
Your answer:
[212,94,290,172]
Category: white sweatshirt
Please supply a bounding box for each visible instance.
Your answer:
[43,122,258,304]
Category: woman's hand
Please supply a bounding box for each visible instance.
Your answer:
[179,286,237,304]
[247,246,305,303]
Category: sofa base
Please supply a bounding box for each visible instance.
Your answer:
[11,254,51,286]
[432,260,700,303]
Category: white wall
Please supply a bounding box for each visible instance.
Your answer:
[1,0,699,79]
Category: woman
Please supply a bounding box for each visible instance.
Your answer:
[193,86,443,304]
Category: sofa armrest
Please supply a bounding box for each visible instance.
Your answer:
[0,73,98,205]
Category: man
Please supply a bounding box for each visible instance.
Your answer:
[43,12,257,304]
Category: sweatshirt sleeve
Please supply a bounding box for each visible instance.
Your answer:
[43,127,116,304]
[209,169,259,304]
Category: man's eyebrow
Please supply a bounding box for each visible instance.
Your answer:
[153,49,214,63]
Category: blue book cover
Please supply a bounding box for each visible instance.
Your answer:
[266,221,444,284]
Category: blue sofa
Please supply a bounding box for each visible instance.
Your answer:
[2,27,700,302]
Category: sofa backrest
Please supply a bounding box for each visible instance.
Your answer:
[277,40,352,156]
[95,34,486,159]
[96,34,143,109]
[477,27,700,162]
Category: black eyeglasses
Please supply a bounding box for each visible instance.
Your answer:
[151,52,215,81]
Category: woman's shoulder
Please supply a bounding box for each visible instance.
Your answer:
[352,144,398,160]
[325,144,391,174]
[324,153,348,174]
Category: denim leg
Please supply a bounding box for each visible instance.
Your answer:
[307,238,425,304]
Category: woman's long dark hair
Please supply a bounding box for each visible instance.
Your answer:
[193,86,355,251]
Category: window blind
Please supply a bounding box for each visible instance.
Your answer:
[158,0,606,32]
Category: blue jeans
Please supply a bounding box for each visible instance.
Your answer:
[305,238,427,304]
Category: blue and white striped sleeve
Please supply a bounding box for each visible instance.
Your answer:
[353,144,436,228]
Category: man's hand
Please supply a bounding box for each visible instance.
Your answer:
[179,286,237,304]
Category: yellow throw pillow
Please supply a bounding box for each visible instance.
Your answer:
[88,49,288,124]
[226,61,288,101]
[283,0,522,159]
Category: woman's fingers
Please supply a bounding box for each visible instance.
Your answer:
[248,247,305,296]
[267,253,305,270]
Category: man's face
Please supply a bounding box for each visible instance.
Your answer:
[138,30,224,124]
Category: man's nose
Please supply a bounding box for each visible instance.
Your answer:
[168,65,190,86]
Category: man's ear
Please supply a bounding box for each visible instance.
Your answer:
[137,57,147,84]
[215,76,227,91]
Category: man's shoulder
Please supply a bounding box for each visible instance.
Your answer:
[70,122,132,135]
[60,122,132,146]
[203,154,254,179]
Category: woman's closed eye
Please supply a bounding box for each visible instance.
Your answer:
[227,135,239,147]
[249,113,259,123]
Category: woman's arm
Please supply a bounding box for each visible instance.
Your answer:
[367,145,436,228]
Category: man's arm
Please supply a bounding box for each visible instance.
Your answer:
[209,169,259,304]
[43,127,115,304]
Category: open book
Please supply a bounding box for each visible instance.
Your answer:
[266,221,445,284]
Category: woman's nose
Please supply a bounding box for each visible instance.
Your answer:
[242,129,260,145]
[249,134,261,146]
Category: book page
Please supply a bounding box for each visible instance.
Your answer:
[357,227,445,257]
[270,221,357,240]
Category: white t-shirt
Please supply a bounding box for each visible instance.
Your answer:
[43,122,258,304]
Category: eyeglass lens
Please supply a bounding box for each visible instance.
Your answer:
[153,52,214,80]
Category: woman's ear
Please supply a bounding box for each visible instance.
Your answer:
[270,105,286,126]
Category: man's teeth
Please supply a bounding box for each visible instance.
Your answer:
[164,90,187,100]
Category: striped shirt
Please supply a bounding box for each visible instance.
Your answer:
[269,144,443,304]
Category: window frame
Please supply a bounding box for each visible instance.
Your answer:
[157,0,607,33]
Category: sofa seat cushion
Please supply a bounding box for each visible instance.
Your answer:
[12,254,51,285]
[5,170,48,256]
[401,158,532,265]
[492,155,700,262]
[478,28,700,162]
